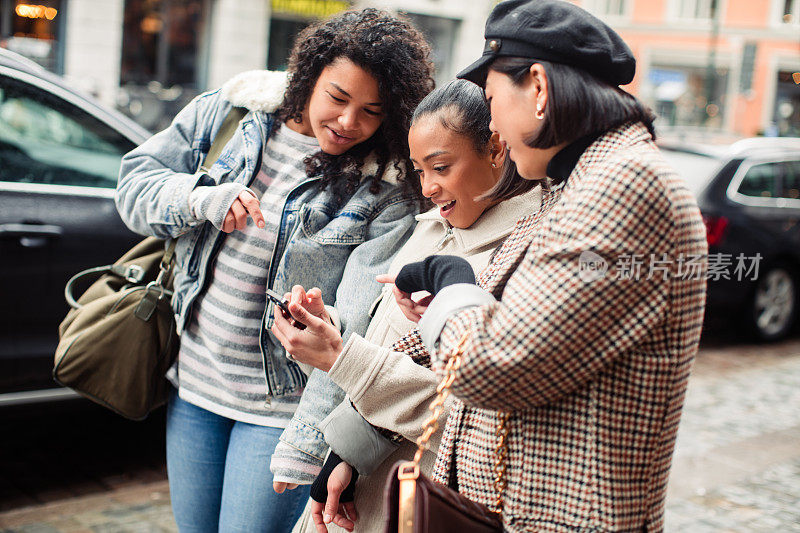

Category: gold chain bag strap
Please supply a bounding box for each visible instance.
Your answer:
[384,333,508,533]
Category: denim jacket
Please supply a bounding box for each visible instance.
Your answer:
[115,70,418,473]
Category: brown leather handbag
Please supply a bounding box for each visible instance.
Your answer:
[384,334,508,533]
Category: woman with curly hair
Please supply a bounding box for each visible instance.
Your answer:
[115,8,433,532]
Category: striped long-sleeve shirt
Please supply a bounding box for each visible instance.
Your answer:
[171,124,319,427]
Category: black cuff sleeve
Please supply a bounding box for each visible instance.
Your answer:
[395,255,475,295]
[309,452,359,503]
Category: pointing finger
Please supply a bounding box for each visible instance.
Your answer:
[239,190,265,229]
[229,199,247,231]
[375,273,396,284]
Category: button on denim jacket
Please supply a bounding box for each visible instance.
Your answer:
[115,70,418,469]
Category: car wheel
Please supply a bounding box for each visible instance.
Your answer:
[746,263,798,342]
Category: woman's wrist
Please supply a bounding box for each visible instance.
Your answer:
[418,284,496,352]
[326,334,357,386]
[319,336,343,372]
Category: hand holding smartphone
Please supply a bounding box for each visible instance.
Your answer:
[266,289,306,330]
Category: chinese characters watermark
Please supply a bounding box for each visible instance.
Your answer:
[577,253,761,282]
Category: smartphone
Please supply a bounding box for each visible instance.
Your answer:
[266,289,306,329]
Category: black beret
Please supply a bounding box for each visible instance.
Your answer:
[457,0,636,87]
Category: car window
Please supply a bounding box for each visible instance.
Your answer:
[0,74,134,188]
[737,162,781,199]
[780,160,800,200]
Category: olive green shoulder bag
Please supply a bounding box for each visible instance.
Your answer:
[53,106,246,420]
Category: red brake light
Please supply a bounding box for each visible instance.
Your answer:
[703,215,728,247]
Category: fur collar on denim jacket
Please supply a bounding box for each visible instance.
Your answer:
[221,70,288,113]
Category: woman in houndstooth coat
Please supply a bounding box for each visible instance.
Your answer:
[394,1,709,531]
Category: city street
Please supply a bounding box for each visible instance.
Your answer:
[666,336,800,532]
[1,334,799,532]
[2,0,798,531]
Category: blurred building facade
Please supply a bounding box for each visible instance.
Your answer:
[578,0,800,138]
[1,0,797,137]
[0,0,491,132]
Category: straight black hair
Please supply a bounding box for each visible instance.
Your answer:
[411,79,537,202]
[412,79,492,154]
[488,57,656,149]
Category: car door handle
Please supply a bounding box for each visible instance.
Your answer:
[0,223,64,238]
[0,223,63,247]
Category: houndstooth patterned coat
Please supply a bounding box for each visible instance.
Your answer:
[395,122,708,532]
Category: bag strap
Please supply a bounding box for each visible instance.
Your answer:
[65,108,246,310]
[200,106,248,173]
[492,411,510,511]
[128,106,245,291]
[400,332,510,514]
[158,106,246,275]
[155,240,177,286]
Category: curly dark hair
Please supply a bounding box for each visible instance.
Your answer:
[274,8,435,201]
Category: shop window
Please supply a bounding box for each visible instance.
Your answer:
[402,12,460,86]
[647,65,729,129]
[587,0,629,17]
[120,0,206,87]
[267,17,308,71]
[672,0,717,21]
[0,0,63,72]
[771,71,800,137]
[266,1,351,71]
[118,0,208,132]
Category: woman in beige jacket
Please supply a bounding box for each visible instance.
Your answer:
[271,79,542,532]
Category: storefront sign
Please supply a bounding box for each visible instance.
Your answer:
[271,0,350,19]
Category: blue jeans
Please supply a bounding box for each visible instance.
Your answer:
[166,390,311,532]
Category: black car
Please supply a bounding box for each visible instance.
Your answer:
[0,49,150,406]
[661,138,800,341]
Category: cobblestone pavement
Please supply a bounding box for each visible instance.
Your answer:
[665,338,800,532]
[0,481,174,532]
[1,337,799,532]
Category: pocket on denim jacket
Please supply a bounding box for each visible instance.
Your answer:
[300,204,368,246]
[175,225,206,276]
